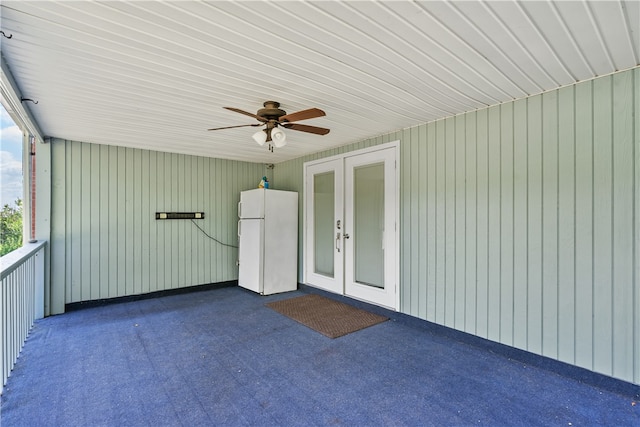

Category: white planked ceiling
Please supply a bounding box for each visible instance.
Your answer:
[1,1,638,164]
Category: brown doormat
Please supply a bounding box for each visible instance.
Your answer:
[266,294,388,338]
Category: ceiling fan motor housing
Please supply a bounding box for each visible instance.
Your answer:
[257,101,287,121]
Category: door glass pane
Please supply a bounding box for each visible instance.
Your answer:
[354,163,384,288]
[314,172,334,277]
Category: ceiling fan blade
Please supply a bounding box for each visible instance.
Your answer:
[224,107,267,122]
[282,123,330,135]
[279,108,325,123]
[208,123,261,131]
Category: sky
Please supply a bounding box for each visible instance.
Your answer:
[0,104,23,208]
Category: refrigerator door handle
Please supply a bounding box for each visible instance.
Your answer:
[238,220,241,237]
[238,201,242,218]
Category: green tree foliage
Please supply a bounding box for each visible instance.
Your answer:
[0,199,23,257]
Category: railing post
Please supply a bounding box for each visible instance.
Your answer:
[35,247,44,319]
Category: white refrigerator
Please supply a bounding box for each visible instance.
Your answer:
[237,188,298,295]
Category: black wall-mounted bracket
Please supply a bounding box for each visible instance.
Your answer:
[156,212,205,220]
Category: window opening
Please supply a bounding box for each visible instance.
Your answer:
[0,104,24,255]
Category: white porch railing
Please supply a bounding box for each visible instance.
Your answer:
[0,241,46,394]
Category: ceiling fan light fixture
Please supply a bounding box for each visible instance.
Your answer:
[271,127,287,148]
[252,129,267,146]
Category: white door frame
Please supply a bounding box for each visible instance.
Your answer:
[302,141,400,311]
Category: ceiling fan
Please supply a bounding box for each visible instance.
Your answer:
[208,101,330,151]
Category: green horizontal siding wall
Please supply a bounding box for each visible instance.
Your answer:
[50,140,265,309]
[275,67,640,386]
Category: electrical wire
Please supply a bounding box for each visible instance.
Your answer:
[190,219,238,248]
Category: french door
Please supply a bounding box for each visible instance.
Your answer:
[304,158,343,295]
[304,144,398,309]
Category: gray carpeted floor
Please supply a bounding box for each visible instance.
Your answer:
[1,286,638,426]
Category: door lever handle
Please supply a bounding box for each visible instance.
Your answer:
[336,232,341,252]
[343,233,350,239]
